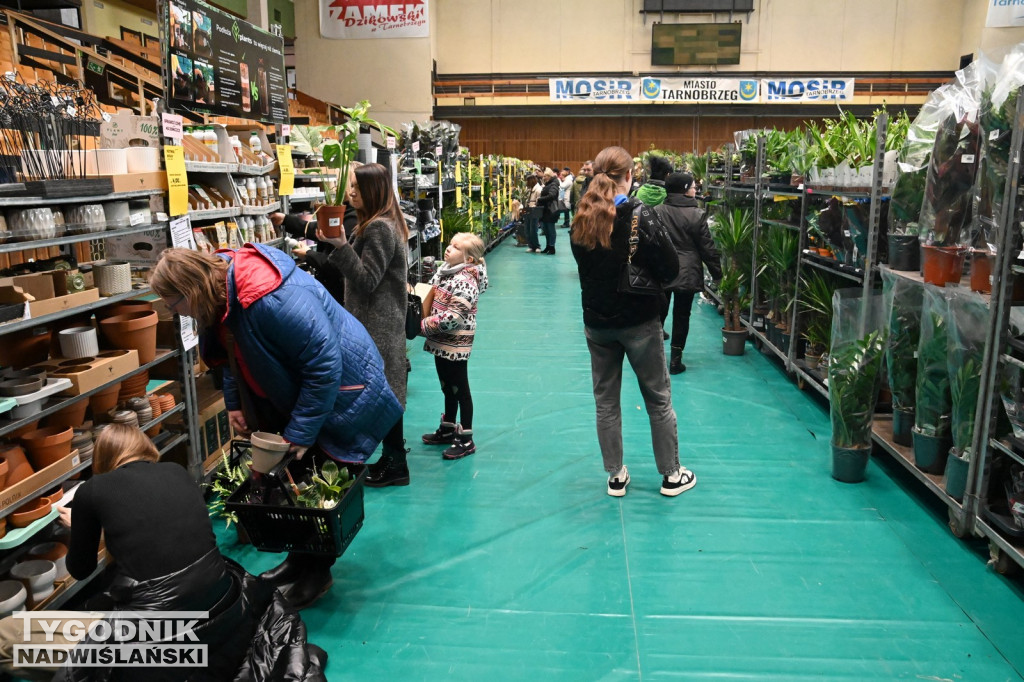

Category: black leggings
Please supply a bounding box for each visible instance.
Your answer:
[435,356,472,429]
[661,290,697,350]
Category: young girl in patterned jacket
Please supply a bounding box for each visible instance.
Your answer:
[421,232,489,459]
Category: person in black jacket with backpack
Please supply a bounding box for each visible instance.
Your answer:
[654,172,722,374]
[570,146,697,499]
[535,167,561,254]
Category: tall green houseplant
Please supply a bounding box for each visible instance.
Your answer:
[319,100,396,206]
[710,207,754,332]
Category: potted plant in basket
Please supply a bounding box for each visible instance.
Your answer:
[207,450,251,543]
[314,100,395,238]
[296,460,356,510]
[710,207,754,355]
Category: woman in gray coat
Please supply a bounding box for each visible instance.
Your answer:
[319,163,411,486]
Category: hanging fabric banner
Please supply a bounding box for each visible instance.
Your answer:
[320,0,430,40]
[760,78,855,103]
[986,0,1024,27]
[548,77,758,103]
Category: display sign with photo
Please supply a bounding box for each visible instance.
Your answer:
[165,0,288,123]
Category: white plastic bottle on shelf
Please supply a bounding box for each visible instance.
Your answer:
[203,126,218,150]
[256,176,268,204]
[250,131,262,157]
[230,135,242,161]
[245,177,257,204]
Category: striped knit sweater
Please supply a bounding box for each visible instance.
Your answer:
[422,261,488,361]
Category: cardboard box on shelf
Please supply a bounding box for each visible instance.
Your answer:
[0,450,81,512]
[105,226,169,264]
[41,348,140,395]
[108,172,167,194]
[100,113,161,149]
[29,289,100,319]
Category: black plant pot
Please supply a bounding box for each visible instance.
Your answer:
[892,408,914,447]
[911,428,951,475]
[944,450,969,501]
[832,444,871,483]
[887,234,920,271]
[722,328,746,356]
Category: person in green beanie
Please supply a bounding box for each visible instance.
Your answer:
[634,155,672,207]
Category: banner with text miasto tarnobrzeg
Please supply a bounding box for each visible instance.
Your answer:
[548,77,760,103]
[320,0,429,40]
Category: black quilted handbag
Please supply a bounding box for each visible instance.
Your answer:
[405,291,423,340]
[617,207,662,296]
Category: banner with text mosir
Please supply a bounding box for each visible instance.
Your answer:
[320,0,429,40]
[760,77,855,103]
[549,77,759,103]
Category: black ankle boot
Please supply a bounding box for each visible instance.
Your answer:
[279,564,333,610]
[365,443,410,487]
[442,426,476,460]
[669,346,685,374]
[422,415,456,445]
[258,553,307,585]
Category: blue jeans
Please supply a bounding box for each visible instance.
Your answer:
[541,221,556,249]
[526,210,541,250]
[584,318,679,475]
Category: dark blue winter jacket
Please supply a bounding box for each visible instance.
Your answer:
[202,243,402,463]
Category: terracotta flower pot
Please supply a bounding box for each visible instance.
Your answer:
[96,299,154,321]
[921,245,967,287]
[0,518,6,540]
[316,204,347,239]
[20,425,73,469]
[250,431,290,473]
[9,497,51,528]
[89,383,122,418]
[9,420,39,439]
[45,399,88,430]
[0,327,51,368]
[0,444,34,487]
[99,311,159,364]
[970,250,993,294]
[0,457,8,491]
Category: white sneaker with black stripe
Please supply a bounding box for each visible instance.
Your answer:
[661,466,696,497]
[607,465,629,497]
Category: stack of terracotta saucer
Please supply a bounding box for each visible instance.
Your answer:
[118,371,149,401]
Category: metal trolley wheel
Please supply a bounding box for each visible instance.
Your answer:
[947,508,970,539]
[989,542,1020,577]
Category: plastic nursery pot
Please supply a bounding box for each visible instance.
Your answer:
[9,497,51,528]
[88,382,122,417]
[20,425,73,470]
[911,428,951,475]
[250,431,290,474]
[0,581,26,617]
[920,245,967,287]
[316,204,346,239]
[99,310,159,364]
[892,408,914,447]
[0,444,34,487]
[44,399,88,430]
[944,449,969,502]
[831,444,871,483]
[0,377,44,397]
[887,234,920,272]
[722,328,747,356]
[970,250,993,295]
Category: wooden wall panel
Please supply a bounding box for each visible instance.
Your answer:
[451,115,820,171]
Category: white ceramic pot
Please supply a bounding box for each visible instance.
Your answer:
[86,149,128,177]
[0,580,26,616]
[126,147,161,173]
[10,559,56,593]
[30,585,54,608]
[59,327,99,359]
[103,201,131,228]
[93,260,132,296]
[28,542,69,581]
[250,431,289,474]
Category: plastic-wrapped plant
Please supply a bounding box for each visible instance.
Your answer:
[914,291,951,437]
[919,111,981,246]
[710,207,754,331]
[947,290,989,460]
[829,329,889,448]
[882,269,924,413]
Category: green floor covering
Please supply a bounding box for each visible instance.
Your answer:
[218,235,1024,680]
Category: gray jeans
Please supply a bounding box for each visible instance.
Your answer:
[584,318,679,475]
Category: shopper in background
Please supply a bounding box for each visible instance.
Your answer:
[635,154,673,207]
[519,174,540,248]
[536,167,561,254]
[316,162,411,488]
[571,162,588,212]
[0,424,328,681]
[558,166,575,227]
[150,245,400,610]
[570,145,697,498]
[654,171,723,374]
[578,160,594,198]
[420,232,489,459]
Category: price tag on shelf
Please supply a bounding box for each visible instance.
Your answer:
[386,136,396,150]
[412,141,420,153]
[179,315,199,351]
[169,215,194,249]
[281,124,291,138]
[129,211,147,226]
[161,113,183,140]
[990,129,1001,141]
[962,154,976,164]
[164,145,189,217]
[277,144,295,196]
[435,145,443,157]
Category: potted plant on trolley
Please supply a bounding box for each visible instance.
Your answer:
[828,289,889,482]
[912,287,952,474]
[945,290,989,500]
[882,269,925,446]
[711,207,754,355]
[315,100,395,238]
[798,270,836,372]
[760,226,799,354]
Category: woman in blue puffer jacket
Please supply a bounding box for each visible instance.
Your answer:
[150,243,402,610]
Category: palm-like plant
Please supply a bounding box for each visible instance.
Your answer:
[710,207,755,331]
[759,226,800,328]
[799,270,835,355]
[829,329,889,448]
[915,310,951,437]
[950,360,981,460]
